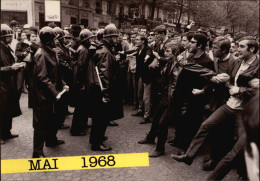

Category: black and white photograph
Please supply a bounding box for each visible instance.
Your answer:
[1,0,259,180]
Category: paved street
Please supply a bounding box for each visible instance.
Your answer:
[1,93,238,181]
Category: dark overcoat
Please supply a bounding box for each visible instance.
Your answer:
[0,41,21,118]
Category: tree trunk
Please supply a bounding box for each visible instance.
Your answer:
[150,0,156,20]
[177,1,183,33]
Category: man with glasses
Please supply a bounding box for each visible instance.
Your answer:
[148,31,156,49]
[170,32,215,152]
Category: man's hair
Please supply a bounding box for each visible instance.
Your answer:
[137,34,148,46]
[239,36,259,54]
[154,25,167,35]
[165,42,180,56]
[181,32,193,41]
[193,32,208,51]
[243,91,259,155]
[26,31,37,41]
[213,36,231,54]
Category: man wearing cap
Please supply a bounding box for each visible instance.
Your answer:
[32,26,68,158]
[0,24,22,144]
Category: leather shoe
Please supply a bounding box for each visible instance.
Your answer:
[91,144,112,151]
[139,117,150,124]
[89,136,107,144]
[131,111,143,117]
[70,132,86,136]
[171,154,193,165]
[138,137,154,144]
[33,153,46,158]
[2,134,19,140]
[149,151,164,157]
[46,140,65,147]
[201,159,217,171]
[108,121,118,127]
[59,124,70,130]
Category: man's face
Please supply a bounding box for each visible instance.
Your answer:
[230,42,237,53]
[212,41,223,58]
[238,40,252,60]
[140,29,146,35]
[189,38,198,53]
[135,36,142,47]
[164,47,174,59]
[21,32,27,40]
[63,36,71,45]
[175,36,181,43]
[30,34,37,43]
[4,36,13,44]
[148,32,155,43]
[130,34,136,44]
[155,32,160,43]
[181,36,190,50]
[111,36,119,44]
[122,36,128,42]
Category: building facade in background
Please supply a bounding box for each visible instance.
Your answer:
[1,0,190,32]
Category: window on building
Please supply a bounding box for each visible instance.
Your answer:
[107,1,111,15]
[71,17,77,24]
[1,11,27,26]
[81,19,88,27]
[82,1,90,8]
[96,1,102,14]
[69,0,77,6]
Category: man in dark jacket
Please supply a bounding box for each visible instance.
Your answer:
[23,30,40,108]
[171,32,215,150]
[89,24,124,151]
[0,24,22,144]
[138,43,184,157]
[53,27,72,130]
[32,26,68,158]
[70,29,95,136]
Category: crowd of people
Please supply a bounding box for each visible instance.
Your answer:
[0,21,259,180]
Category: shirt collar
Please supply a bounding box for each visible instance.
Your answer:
[193,51,204,59]
[222,53,230,61]
[243,55,256,65]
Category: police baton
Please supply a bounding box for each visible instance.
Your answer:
[95,66,104,91]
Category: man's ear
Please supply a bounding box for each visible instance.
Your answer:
[197,43,202,49]
[249,47,255,53]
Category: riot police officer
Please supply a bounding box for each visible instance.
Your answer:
[0,24,22,144]
[32,26,68,158]
[70,29,95,136]
[89,24,124,151]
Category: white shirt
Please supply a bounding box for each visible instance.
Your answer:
[226,56,256,110]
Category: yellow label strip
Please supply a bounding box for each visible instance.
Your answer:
[1,152,149,174]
